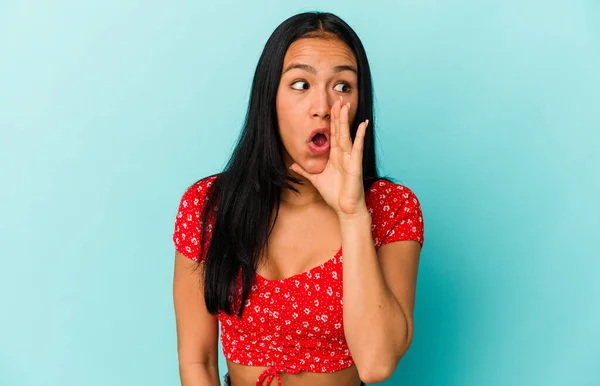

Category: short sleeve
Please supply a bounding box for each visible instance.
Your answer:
[367,180,425,249]
[172,176,217,262]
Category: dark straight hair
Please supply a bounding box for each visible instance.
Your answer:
[199,11,383,317]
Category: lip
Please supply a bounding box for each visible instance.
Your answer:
[308,127,330,142]
[307,127,330,155]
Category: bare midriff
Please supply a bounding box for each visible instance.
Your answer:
[226,360,362,386]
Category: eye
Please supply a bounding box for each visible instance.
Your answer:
[290,80,309,90]
[290,80,353,93]
[334,82,352,93]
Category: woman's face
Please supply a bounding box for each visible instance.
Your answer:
[276,36,359,175]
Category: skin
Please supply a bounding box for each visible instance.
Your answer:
[227,36,366,386]
[173,35,420,386]
[276,36,360,206]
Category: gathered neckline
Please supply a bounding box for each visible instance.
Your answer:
[255,247,343,284]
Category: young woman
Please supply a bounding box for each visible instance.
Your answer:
[172,11,424,386]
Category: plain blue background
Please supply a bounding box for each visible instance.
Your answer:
[1,1,598,385]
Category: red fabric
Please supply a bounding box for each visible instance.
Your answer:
[173,175,424,385]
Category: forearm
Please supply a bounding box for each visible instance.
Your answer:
[179,362,220,386]
[339,212,409,380]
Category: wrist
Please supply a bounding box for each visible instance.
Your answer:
[337,207,370,223]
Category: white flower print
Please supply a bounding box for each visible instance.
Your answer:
[173,177,423,374]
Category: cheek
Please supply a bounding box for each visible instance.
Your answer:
[277,94,303,131]
[352,96,361,122]
[276,100,301,152]
[349,107,359,126]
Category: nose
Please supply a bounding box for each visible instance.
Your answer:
[309,87,332,120]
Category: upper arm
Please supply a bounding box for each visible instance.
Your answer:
[377,240,421,352]
[173,251,219,367]
[369,181,425,352]
[171,177,219,366]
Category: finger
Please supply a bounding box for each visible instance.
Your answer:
[329,99,339,149]
[335,98,342,150]
[289,163,314,183]
[352,119,369,156]
[339,102,352,153]
[350,120,368,176]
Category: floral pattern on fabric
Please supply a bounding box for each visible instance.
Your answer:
[173,176,424,385]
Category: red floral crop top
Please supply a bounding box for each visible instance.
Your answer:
[172,175,424,386]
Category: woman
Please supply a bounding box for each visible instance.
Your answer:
[172,11,424,386]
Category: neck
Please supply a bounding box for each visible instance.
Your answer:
[281,175,324,206]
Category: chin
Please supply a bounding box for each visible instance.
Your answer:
[301,158,328,174]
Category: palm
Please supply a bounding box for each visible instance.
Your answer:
[290,99,369,216]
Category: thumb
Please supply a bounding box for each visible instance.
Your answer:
[289,163,314,182]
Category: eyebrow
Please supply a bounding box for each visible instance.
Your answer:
[282,63,357,75]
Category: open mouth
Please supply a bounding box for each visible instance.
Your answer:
[308,129,330,155]
[311,132,329,147]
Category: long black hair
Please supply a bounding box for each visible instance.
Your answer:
[199,11,383,317]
